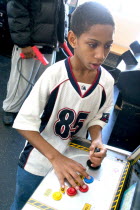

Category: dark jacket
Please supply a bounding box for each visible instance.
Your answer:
[7,0,67,50]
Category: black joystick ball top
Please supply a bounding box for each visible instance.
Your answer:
[87,159,101,170]
[87,147,101,170]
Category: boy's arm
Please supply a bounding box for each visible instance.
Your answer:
[87,79,114,166]
[17,129,90,189]
[88,125,107,167]
[13,69,89,189]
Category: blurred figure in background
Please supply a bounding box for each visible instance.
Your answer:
[2,0,68,125]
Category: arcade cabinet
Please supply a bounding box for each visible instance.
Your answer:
[22,137,140,210]
[108,70,140,152]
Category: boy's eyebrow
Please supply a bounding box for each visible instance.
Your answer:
[87,38,98,41]
[87,38,113,44]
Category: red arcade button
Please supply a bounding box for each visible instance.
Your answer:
[79,185,89,192]
[67,187,77,196]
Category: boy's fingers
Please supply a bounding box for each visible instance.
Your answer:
[56,173,65,189]
[89,145,95,152]
[73,171,89,186]
[57,169,90,189]
[89,157,101,166]
[89,145,96,158]
[89,148,107,166]
[66,174,80,189]
[66,172,88,189]
[56,169,79,189]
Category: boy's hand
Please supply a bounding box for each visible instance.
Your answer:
[89,141,107,167]
[51,153,90,189]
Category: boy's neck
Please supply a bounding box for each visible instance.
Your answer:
[69,57,98,84]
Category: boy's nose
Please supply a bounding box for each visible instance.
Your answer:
[94,47,105,61]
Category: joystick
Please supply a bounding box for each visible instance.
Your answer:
[87,147,101,170]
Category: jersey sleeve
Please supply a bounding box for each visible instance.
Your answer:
[87,77,114,129]
[13,67,56,131]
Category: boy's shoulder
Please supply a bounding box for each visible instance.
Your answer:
[39,59,68,89]
[100,66,114,86]
[43,59,67,77]
[47,59,66,70]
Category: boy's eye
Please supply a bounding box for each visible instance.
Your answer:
[104,44,112,49]
[88,43,98,48]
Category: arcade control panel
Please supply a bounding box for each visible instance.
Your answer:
[22,137,132,210]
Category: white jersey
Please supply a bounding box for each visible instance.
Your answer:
[13,58,114,176]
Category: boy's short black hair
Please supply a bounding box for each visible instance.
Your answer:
[70,1,115,37]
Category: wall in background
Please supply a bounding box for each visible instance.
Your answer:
[113,14,140,48]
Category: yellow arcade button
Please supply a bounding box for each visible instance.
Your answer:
[52,192,62,200]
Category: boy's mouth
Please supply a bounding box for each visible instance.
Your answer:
[90,63,101,69]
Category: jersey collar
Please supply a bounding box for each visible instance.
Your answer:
[65,57,101,98]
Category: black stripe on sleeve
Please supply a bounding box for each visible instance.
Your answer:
[39,86,59,133]
[18,142,34,168]
[99,89,106,109]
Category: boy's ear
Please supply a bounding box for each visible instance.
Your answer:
[68,30,77,48]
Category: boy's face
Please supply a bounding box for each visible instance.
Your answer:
[68,24,114,70]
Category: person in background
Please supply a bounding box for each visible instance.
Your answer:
[2,0,68,125]
[11,1,115,209]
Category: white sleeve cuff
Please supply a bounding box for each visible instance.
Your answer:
[87,120,106,129]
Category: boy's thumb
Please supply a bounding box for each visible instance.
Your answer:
[89,145,95,156]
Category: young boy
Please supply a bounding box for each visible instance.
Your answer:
[11,1,115,209]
